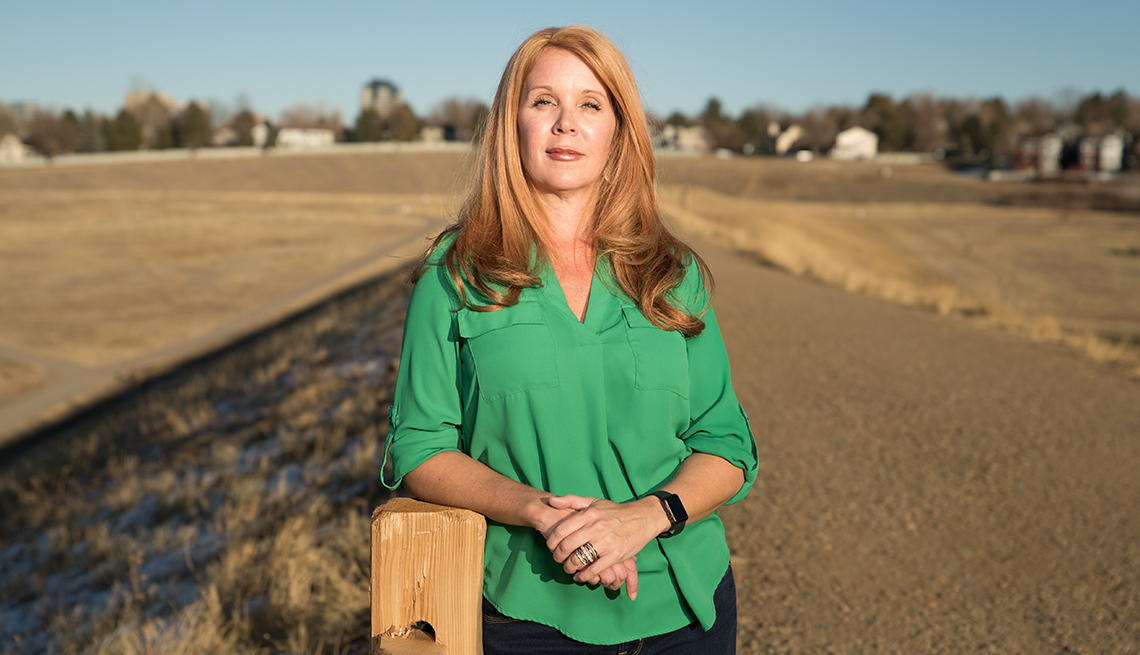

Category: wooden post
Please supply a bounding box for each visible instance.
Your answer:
[371,497,487,655]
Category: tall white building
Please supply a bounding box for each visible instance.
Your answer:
[361,79,401,119]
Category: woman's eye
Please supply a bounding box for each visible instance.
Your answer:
[583,101,602,111]
[531,98,553,107]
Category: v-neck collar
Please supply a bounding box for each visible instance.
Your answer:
[538,257,618,333]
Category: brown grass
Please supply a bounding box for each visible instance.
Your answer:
[657,162,1140,375]
[0,360,45,403]
[0,269,409,655]
[0,188,436,366]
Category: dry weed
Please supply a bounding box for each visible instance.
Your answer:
[662,183,1140,376]
[1,271,407,655]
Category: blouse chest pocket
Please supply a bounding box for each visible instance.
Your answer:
[458,303,559,402]
[622,306,690,399]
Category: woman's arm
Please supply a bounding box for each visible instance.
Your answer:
[545,452,745,583]
[402,450,643,597]
[402,451,570,534]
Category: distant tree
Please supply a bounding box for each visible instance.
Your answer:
[427,97,487,141]
[904,94,948,152]
[232,110,258,146]
[354,109,384,142]
[78,110,106,152]
[979,97,1011,156]
[700,97,746,151]
[387,104,420,141]
[126,93,175,149]
[957,115,986,154]
[701,97,724,124]
[0,103,18,136]
[1106,90,1130,127]
[862,93,910,151]
[174,102,212,148]
[24,111,82,156]
[799,107,840,154]
[737,108,772,155]
[665,111,690,127]
[644,112,664,136]
[103,110,142,151]
[1012,97,1058,138]
[471,103,490,140]
[280,104,343,137]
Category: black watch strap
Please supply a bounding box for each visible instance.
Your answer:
[649,490,688,538]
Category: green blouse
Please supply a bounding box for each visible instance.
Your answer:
[385,243,758,645]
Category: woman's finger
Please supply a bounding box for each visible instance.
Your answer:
[623,559,639,600]
[545,494,596,511]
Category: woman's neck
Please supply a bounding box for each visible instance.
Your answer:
[537,193,597,321]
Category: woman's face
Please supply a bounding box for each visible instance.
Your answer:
[517,47,617,200]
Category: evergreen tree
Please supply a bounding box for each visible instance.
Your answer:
[174,102,212,148]
[103,110,142,151]
[354,109,383,142]
[232,110,257,146]
[79,110,105,152]
[386,104,420,141]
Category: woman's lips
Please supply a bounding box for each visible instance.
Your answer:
[546,147,584,161]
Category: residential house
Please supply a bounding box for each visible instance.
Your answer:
[829,126,878,161]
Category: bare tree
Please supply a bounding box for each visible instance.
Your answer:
[280,104,343,135]
[0,103,19,136]
[1012,97,1057,138]
[905,94,950,152]
[426,97,488,141]
[24,111,81,157]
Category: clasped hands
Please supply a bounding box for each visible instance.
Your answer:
[538,494,667,601]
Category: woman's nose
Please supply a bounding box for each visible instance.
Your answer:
[554,111,577,135]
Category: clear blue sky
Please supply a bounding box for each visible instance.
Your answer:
[3,0,1137,121]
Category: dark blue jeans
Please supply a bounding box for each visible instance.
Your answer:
[482,567,737,655]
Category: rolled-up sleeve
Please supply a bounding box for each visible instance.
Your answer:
[383,262,464,490]
[677,265,759,506]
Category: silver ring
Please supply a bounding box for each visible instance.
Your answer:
[573,542,599,567]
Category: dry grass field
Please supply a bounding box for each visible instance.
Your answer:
[1,150,1138,654]
[0,188,430,365]
[658,158,1140,373]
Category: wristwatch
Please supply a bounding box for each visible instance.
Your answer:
[648,490,688,538]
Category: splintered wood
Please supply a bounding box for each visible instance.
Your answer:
[371,497,487,655]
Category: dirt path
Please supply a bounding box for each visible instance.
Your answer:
[700,238,1140,653]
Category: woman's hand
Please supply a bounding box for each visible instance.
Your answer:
[544,494,670,599]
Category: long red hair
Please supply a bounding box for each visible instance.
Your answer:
[414,25,711,336]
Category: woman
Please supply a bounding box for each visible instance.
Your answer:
[384,25,757,654]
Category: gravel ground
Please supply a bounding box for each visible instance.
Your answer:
[704,239,1140,654]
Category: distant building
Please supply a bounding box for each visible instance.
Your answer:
[1097,131,1125,173]
[361,79,402,119]
[0,133,30,162]
[420,125,444,143]
[829,126,878,161]
[276,127,336,148]
[124,91,181,115]
[775,124,803,156]
[251,123,270,148]
[655,124,709,152]
[210,125,238,147]
[9,101,41,125]
[1016,134,1063,177]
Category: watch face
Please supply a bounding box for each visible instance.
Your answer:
[653,491,687,537]
[664,493,687,523]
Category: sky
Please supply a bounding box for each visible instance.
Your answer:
[3,0,1138,122]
